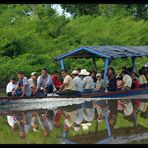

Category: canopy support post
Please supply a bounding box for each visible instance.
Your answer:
[60,59,65,70]
[103,58,109,80]
[131,57,136,72]
[92,57,97,71]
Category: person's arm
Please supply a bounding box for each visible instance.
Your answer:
[12,83,19,96]
[20,78,28,97]
[36,76,41,91]
[45,75,52,88]
[59,76,68,92]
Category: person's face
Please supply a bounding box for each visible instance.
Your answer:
[55,73,59,78]
[19,131,26,139]
[32,75,37,80]
[61,71,66,78]
[11,80,16,84]
[42,70,47,76]
[91,72,96,77]
[18,74,24,80]
[108,69,113,75]
[97,76,101,80]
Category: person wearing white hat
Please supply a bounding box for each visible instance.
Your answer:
[71,70,83,95]
[28,72,38,96]
[79,69,94,92]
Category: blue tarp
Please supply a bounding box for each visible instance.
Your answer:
[54,45,148,60]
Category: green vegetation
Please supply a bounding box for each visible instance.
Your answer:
[0,4,148,88]
[0,112,147,144]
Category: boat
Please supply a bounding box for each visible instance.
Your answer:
[0,45,148,144]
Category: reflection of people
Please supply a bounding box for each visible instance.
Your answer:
[37,110,54,137]
[6,77,17,96]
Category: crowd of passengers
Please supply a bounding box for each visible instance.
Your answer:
[6,65,148,97]
[5,65,148,139]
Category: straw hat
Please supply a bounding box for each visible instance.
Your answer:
[96,73,102,77]
[31,72,37,76]
[71,70,79,75]
[124,102,133,116]
[79,69,90,76]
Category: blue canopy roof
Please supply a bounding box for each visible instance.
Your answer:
[54,45,148,60]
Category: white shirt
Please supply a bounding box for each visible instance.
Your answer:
[82,76,95,89]
[73,76,83,92]
[123,74,132,88]
[6,82,16,93]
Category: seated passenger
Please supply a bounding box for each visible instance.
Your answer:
[121,70,132,90]
[90,70,97,83]
[138,69,147,87]
[71,70,83,95]
[95,73,106,90]
[28,72,37,96]
[37,68,53,95]
[79,69,94,93]
[51,71,62,91]
[6,77,17,96]
[12,71,31,97]
[130,72,139,89]
[116,75,124,90]
[58,69,76,96]
[107,68,117,91]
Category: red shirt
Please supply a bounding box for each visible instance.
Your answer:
[52,75,62,89]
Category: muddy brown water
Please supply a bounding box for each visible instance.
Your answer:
[68,125,148,144]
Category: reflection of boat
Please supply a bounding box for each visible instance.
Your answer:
[1,45,148,144]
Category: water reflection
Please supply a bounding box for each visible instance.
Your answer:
[0,99,148,143]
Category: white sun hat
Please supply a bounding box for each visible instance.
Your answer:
[145,63,148,67]
[71,70,79,75]
[79,69,90,76]
[124,102,133,116]
[81,123,92,130]
[83,108,95,122]
[96,73,102,77]
[31,72,37,76]
[7,115,16,127]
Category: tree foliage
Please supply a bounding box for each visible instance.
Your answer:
[0,4,148,87]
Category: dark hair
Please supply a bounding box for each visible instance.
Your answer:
[116,76,123,81]
[139,69,143,75]
[108,67,115,75]
[122,70,129,75]
[42,68,48,72]
[122,67,127,70]
[10,77,16,81]
[53,70,59,74]
[17,71,24,75]
[61,69,67,73]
